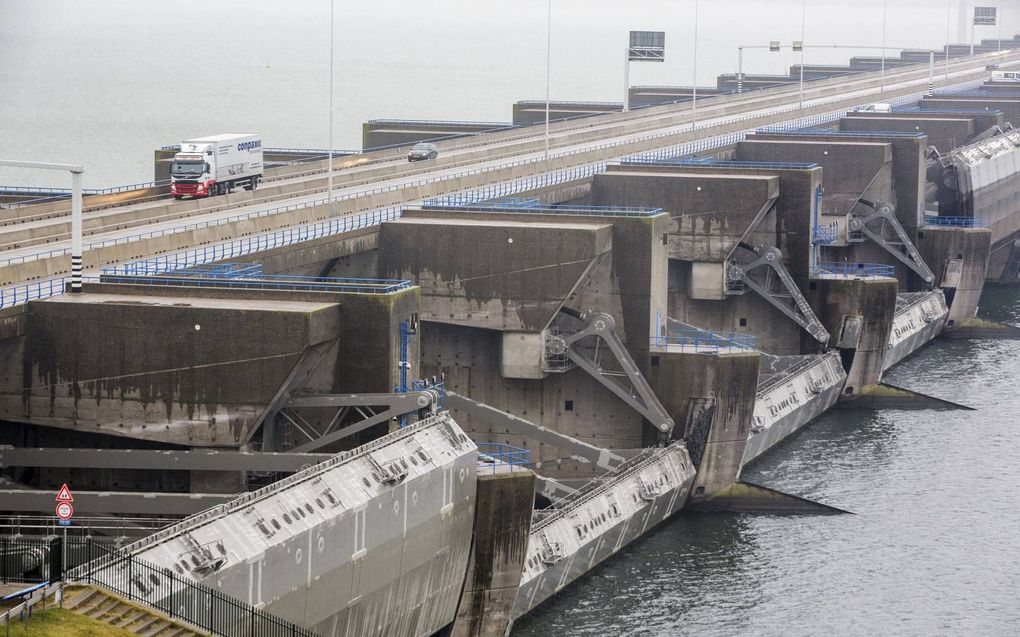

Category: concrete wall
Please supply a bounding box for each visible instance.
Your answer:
[591,169,779,263]
[512,101,621,126]
[0,288,341,448]
[917,226,992,327]
[648,349,759,501]
[362,121,512,151]
[449,470,535,637]
[807,276,898,397]
[839,115,975,152]
[921,96,1020,125]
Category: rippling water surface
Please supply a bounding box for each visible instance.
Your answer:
[514,288,1020,637]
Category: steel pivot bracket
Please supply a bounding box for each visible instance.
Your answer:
[548,309,674,437]
[850,199,936,286]
[726,246,830,343]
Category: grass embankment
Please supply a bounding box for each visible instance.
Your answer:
[2,607,136,637]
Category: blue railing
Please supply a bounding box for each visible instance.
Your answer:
[923,215,988,228]
[651,329,758,351]
[814,262,896,277]
[422,199,662,217]
[475,443,532,474]
[813,223,839,244]
[624,158,819,170]
[97,272,411,294]
[764,128,926,138]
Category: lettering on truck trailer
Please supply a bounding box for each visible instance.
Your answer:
[238,140,262,151]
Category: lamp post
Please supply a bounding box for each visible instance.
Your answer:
[544,0,551,162]
[881,0,888,92]
[692,0,700,128]
[798,0,806,110]
[0,160,84,291]
[946,0,952,82]
[327,0,336,217]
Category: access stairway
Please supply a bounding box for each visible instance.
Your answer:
[65,585,206,637]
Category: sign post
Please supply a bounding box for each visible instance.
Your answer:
[55,484,74,573]
[624,30,666,112]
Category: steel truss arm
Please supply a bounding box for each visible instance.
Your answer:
[445,392,625,470]
[851,199,936,285]
[727,247,830,343]
[554,311,675,436]
[283,391,440,453]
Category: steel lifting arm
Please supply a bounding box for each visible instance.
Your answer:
[553,310,675,436]
[850,199,935,285]
[726,246,830,343]
[445,391,625,470]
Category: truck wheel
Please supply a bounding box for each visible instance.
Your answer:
[173,195,183,200]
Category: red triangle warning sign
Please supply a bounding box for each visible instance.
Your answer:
[55,483,74,503]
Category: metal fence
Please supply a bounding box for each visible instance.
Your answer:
[68,539,319,637]
[651,329,758,351]
[814,262,896,278]
[98,272,412,295]
[1,537,60,585]
[476,443,533,474]
[923,215,987,227]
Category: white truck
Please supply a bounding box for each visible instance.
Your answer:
[170,133,263,199]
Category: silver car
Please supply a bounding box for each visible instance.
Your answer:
[408,142,439,162]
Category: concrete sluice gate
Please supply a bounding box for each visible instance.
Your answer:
[106,413,477,637]
[511,442,695,620]
[743,351,846,466]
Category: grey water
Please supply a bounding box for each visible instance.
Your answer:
[513,285,1020,637]
[2,0,1018,188]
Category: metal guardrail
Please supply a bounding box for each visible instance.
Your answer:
[767,128,927,138]
[68,539,319,637]
[99,272,412,294]
[814,262,896,277]
[651,328,758,350]
[476,443,532,474]
[1,65,1000,307]
[626,157,820,170]
[923,215,988,227]
[423,200,663,217]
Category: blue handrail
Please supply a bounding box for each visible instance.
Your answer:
[923,215,988,228]
[476,443,532,474]
[814,262,896,277]
[651,328,757,350]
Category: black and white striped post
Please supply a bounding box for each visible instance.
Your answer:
[0,159,85,293]
[70,167,84,292]
[928,50,935,97]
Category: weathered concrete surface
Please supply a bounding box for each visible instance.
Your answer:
[0,283,420,449]
[648,348,759,502]
[591,169,779,262]
[807,276,898,399]
[362,120,511,150]
[511,101,621,126]
[1,291,340,447]
[449,470,535,637]
[917,226,992,328]
[737,138,895,220]
[839,115,975,151]
[921,96,1020,125]
[378,217,613,332]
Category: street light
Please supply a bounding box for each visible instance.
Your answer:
[0,160,84,292]
[544,0,551,163]
[798,0,806,110]
[692,0,700,128]
[881,0,888,92]
[327,0,336,217]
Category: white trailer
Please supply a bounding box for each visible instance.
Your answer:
[170,133,263,199]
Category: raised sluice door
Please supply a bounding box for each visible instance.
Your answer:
[112,412,478,637]
[510,442,695,622]
[743,351,847,467]
[884,290,949,370]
